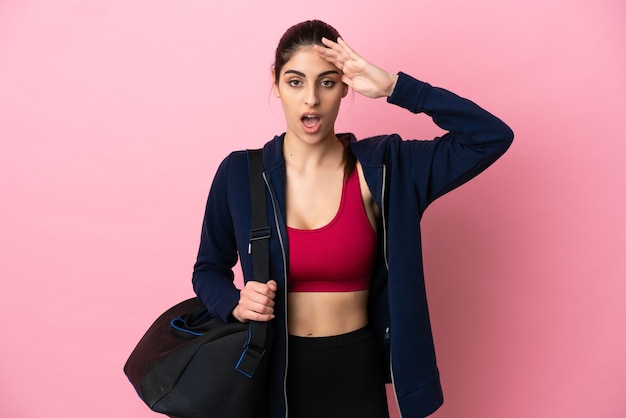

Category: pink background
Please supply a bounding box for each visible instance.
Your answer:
[1,0,625,417]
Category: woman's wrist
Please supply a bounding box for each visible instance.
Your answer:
[384,73,399,97]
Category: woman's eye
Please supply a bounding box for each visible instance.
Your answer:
[321,80,336,88]
[288,79,302,87]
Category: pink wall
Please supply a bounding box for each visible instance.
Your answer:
[1,1,624,417]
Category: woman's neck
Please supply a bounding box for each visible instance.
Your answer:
[283,132,345,174]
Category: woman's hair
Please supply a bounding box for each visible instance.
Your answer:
[273,20,341,85]
[273,20,356,179]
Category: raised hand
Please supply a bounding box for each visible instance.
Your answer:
[314,37,398,99]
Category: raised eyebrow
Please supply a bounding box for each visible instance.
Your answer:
[283,69,306,77]
[283,69,340,79]
[317,70,340,79]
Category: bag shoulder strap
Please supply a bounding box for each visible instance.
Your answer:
[236,148,272,378]
[247,149,270,284]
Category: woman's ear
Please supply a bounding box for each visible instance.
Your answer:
[271,67,280,98]
[342,82,349,98]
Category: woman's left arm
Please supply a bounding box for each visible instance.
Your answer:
[315,37,398,99]
[317,37,514,206]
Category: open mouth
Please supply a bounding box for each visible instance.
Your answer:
[301,114,321,131]
[302,114,320,126]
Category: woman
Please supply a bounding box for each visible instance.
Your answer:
[192,20,513,418]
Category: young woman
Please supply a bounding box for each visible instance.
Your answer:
[192,20,513,418]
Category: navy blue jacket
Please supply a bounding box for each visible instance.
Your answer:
[192,72,514,417]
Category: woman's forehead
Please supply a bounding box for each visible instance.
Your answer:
[281,48,340,76]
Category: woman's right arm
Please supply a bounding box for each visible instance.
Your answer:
[192,153,277,323]
[192,154,242,323]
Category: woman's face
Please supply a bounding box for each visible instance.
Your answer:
[273,47,348,146]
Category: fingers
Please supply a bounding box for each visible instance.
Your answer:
[313,44,339,66]
[232,280,277,322]
[245,280,277,300]
[323,37,358,60]
[320,36,353,54]
[336,37,356,56]
[316,37,350,68]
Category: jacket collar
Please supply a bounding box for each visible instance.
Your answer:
[260,133,386,210]
[261,134,286,173]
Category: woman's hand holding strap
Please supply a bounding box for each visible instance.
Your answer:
[231,280,277,322]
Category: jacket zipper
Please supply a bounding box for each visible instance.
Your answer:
[262,172,290,418]
[381,164,389,269]
[380,164,401,415]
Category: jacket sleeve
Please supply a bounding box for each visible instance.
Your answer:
[387,72,514,208]
[191,153,242,323]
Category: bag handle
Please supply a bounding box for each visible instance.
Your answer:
[170,304,216,339]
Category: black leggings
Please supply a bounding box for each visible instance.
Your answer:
[286,326,389,418]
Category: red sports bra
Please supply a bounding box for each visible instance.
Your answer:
[287,169,376,292]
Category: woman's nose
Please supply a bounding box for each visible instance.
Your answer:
[305,85,319,106]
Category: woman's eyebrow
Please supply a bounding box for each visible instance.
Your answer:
[283,69,306,77]
[318,70,340,78]
[283,69,340,78]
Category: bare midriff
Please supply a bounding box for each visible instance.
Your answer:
[287,290,369,337]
